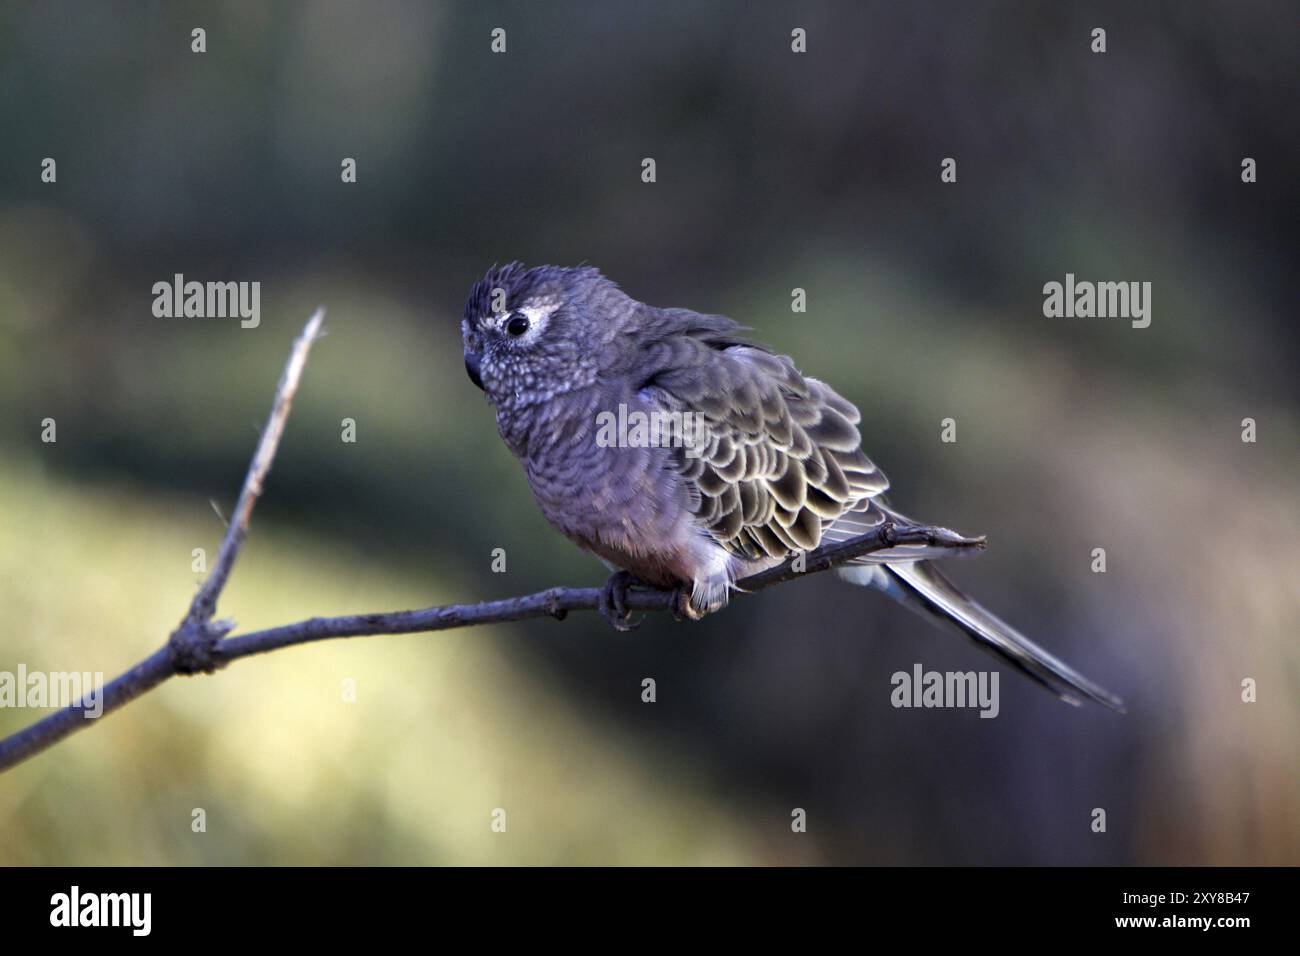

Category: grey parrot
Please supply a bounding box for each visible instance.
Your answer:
[461,263,1122,710]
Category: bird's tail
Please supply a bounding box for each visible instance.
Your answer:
[837,559,1124,711]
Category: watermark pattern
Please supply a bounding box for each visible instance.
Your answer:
[595,403,707,458]
[0,666,104,719]
[891,663,999,718]
[1043,273,1151,329]
[151,274,261,328]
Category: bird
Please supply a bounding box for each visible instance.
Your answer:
[460,263,1123,711]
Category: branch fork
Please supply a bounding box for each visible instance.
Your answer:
[168,616,234,675]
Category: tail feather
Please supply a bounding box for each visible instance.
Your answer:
[838,560,1125,712]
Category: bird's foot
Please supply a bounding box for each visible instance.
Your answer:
[598,570,641,631]
[669,583,706,623]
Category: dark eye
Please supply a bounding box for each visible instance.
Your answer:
[506,315,530,336]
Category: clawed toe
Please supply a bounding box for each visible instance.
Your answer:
[669,584,706,623]
[599,570,640,631]
[599,574,712,627]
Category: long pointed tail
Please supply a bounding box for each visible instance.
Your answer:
[838,560,1124,711]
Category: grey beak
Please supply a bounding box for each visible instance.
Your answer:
[464,352,484,390]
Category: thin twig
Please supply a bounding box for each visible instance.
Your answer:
[0,310,984,774]
[194,309,324,619]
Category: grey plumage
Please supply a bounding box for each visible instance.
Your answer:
[461,263,1123,710]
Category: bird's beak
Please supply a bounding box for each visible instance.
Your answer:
[464,352,484,390]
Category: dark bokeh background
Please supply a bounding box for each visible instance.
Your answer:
[1,1,1296,864]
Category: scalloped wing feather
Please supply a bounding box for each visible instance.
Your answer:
[646,339,889,562]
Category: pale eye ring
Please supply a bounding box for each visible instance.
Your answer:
[506,315,530,336]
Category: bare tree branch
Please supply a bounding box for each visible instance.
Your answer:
[190,308,325,625]
[0,311,984,774]
[167,308,326,675]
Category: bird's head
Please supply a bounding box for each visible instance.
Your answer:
[460,263,629,407]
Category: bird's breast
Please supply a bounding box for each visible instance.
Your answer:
[512,389,697,580]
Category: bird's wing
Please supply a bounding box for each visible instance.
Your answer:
[638,331,888,561]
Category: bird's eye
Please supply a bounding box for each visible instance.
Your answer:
[506,315,530,336]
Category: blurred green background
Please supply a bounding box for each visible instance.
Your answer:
[1,1,1296,864]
